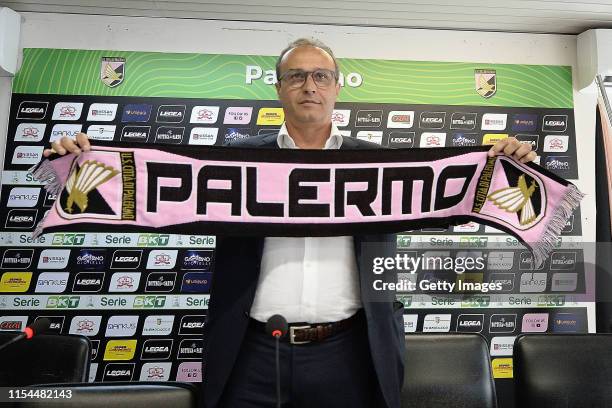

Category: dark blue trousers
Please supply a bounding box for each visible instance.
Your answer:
[218,311,386,407]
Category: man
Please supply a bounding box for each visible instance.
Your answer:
[46,38,535,408]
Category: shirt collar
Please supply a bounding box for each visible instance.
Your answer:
[277,122,343,150]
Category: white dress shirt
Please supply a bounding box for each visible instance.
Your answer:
[249,123,363,323]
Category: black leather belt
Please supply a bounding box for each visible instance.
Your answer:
[249,309,364,345]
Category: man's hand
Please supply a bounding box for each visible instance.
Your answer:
[43,132,91,157]
[488,137,537,163]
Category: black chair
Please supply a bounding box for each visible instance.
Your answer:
[21,382,198,408]
[0,333,90,386]
[402,333,497,408]
[514,334,612,408]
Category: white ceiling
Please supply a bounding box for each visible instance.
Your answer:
[2,0,612,34]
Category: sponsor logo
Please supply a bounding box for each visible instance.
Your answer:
[551,312,581,332]
[142,315,175,336]
[181,250,213,271]
[355,110,383,127]
[181,272,212,293]
[453,221,480,233]
[256,108,285,126]
[156,105,185,123]
[481,113,507,131]
[487,251,514,270]
[141,339,173,360]
[121,104,152,122]
[387,111,414,128]
[105,315,139,337]
[551,273,578,292]
[562,214,575,233]
[482,133,507,145]
[489,314,516,333]
[190,106,219,124]
[543,135,569,153]
[356,131,383,145]
[69,315,102,336]
[35,272,69,293]
[146,250,178,270]
[46,295,80,309]
[179,315,206,335]
[450,112,477,130]
[224,128,251,143]
[87,125,116,141]
[109,272,141,293]
[5,209,38,229]
[7,187,40,207]
[177,338,203,359]
[100,57,125,88]
[0,316,28,331]
[16,101,48,120]
[387,131,415,148]
[176,362,202,382]
[120,126,150,143]
[519,272,547,293]
[133,295,166,308]
[511,114,538,132]
[515,134,540,150]
[223,107,253,124]
[14,123,46,142]
[103,363,134,381]
[0,272,32,292]
[488,273,515,292]
[37,249,70,269]
[419,112,446,129]
[155,127,184,144]
[331,109,351,127]
[49,124,83,143]
[43,192,58,207]
[76,249,106,270]
[492,358,513,379]
[518,252,545,271]
[403,314,418,333]
[72,272,105,293]
[420,132,446,147]
[1,249,34,269]
[521,313,549,332]
[111,250,142,269]
[145,272,177,293]
[88,363,98,381]
[52,102,83,121]
[456,314,484,333]
[35,316,65,333]
[12,146,44,165]
[544,156,570,172]
[422,314,452,332]
[140,362,172,381]
[451,132,478,146]
[550,252,576,270]
[137,234,170,246]
[104,339,137,361]
[542,115,568,132]
[189,127,218,145]
[87,103,118,121]
[475,69,496,98]
[490,336,516,356]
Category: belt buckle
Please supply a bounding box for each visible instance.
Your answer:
[289,325,311,345]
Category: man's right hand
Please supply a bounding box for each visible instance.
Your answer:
[43,132,92,157]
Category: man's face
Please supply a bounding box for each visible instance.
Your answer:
[276,46,340,127]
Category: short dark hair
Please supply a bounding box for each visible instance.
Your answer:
[276,38,340,83]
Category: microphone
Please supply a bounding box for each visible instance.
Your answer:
[0,318,51,352]
[266,315,287,408]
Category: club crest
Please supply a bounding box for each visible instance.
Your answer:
[100,57,125,88]
[475,69,496,98]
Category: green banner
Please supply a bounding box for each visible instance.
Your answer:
[12,48,573,108]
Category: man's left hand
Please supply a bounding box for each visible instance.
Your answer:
[488,137,537,163]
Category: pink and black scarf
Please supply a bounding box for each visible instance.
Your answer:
[31,143,583,267]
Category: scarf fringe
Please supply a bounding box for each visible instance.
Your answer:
[29,159,63,239]
[531,184,585,268]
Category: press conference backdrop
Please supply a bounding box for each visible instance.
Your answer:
[0,48,593,407]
